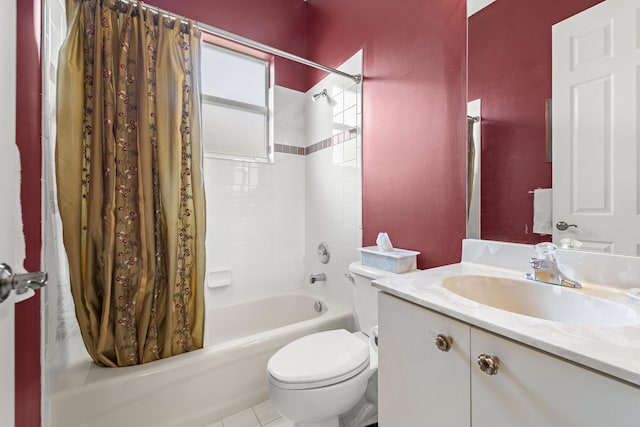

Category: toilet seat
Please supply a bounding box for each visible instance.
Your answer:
[268,329,370,390]
[269,358,369,390]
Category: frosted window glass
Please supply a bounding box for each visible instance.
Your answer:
[201,44,266,107]
[202,103,266,158]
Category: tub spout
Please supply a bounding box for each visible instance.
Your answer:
[309,273,326,284]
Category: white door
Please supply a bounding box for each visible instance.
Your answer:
[552,0,640,256]
[0,2,23,426]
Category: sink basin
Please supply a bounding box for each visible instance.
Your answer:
[442,275,640,327]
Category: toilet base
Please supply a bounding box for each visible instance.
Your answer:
[341,399,377,427]
[268,364,370,427]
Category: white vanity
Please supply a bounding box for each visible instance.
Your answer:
[374,239,640,426]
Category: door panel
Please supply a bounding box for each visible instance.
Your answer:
[0,1,21,425]
[553,0,640,256]
[0,303,15,427]
[571,76,611,214]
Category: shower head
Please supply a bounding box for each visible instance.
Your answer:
[312,88,328,102]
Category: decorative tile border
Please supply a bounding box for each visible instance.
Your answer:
[274,144,306,155]
[275,127,358,156]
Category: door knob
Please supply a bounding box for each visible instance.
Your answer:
[556,221,578,231]
[0,263,48,304]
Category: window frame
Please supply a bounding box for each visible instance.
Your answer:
[200,39,275,163]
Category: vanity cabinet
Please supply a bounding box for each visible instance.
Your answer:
[379,293,640,426]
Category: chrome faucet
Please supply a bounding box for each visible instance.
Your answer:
[524,243,581,288]
[309,273,326,284]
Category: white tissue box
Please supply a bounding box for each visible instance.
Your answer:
[358,246,420,273]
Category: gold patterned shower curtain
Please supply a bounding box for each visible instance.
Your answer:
[56,0,205,367]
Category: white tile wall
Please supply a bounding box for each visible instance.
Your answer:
[203,87,307,308]
[305,51,364,315]
[204,51,363,315]
[274,86,306,147]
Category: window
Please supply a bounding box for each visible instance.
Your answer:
[201,42,273,162]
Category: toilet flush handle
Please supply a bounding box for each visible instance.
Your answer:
[369,326,379,348]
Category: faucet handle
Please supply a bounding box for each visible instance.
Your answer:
[529,257,544,269]
[534,242,558,257]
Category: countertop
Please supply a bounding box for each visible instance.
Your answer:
[373,261,640,387]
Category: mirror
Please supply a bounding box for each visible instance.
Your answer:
[465,0,632,252]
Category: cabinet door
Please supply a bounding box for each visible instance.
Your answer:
[378,293,471,426]
[471,327,640,427]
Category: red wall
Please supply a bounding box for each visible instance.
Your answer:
[15,0,42,425]
[468,0,604,244]
[307,0,468,268]
[149,0,468,268]
[146,0,310,92]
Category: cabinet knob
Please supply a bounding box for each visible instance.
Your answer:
[477,353,500,375]
[434,333,453,352]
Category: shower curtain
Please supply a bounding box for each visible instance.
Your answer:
[56,0,205,367]
[467,117,476,216]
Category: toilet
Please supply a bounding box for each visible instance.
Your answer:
[267,261,398,427]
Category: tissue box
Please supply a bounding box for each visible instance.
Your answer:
[358,246,420,273]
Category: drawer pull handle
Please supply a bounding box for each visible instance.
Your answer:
[477,353,500,375]
[434,333,453,352]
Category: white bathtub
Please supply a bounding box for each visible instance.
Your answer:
[51,290,353,427]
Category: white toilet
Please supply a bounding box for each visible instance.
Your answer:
[267,261,398,427]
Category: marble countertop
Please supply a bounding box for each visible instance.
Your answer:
[373,262,640,387]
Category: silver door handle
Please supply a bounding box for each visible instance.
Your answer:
[0,263,47,304]
[556,221,578,231]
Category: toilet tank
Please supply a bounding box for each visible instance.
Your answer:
[348,261,399,333]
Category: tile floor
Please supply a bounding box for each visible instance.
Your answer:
[206,400,293,427]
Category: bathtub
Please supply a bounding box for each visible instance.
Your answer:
[51,290,353,427]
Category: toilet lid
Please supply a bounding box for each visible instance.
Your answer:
[268,329,369,387]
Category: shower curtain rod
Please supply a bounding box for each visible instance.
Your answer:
[118,0,362,84]
[198,22,362,84]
